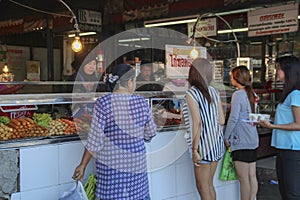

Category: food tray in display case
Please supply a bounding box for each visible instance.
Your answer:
[0,92,102,146]
[151,97,183,128]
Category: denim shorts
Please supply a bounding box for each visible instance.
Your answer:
[95,194,150,200]
[200,160,212,164]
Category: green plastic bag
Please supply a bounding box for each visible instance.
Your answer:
[219,148,238,181]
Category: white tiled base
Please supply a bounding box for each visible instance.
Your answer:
[18,141,95,200]
[15,131,239,200]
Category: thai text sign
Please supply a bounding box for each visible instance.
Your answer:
[248,3,298,37]
[165,45,206,78]
[188,18,217,38]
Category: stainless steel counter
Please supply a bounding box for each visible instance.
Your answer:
[0,135,81,150]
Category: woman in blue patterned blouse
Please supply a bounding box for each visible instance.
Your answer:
[73,64,157,200]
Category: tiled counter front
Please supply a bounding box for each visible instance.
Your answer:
[10,130,239,200]
[11,141,95,200]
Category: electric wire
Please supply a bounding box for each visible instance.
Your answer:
[190,12,241,58]
[8,0,73,18]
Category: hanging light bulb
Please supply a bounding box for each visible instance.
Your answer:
[58,0,83,52]
[190,44,199,59]
[71,34,82,52]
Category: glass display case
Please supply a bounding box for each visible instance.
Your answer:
[0,82,186,148]
[0,80,242,150]
[0,92,95,148]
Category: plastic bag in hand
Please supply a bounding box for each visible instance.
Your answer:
[58,181,88,200]
[219,148,238,181]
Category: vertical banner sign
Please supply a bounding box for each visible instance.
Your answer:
[165,45,207,78]
[248,3,299,37]
[188,18,217,38]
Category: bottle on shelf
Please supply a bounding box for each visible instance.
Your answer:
[254,93,259,114]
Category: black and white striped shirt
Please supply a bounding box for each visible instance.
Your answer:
[182,86,225,161]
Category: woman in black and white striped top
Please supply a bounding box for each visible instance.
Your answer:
[184,58,225,200]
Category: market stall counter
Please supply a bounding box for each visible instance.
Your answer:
[0,90,239,200]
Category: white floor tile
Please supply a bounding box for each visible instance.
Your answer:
[175,162,195,196]
[58,141,85,184]
[11,192,21,200]
[150,165,176,200]
[21,185,59,200]
[215,182,240,200]
[176,193,200,200]
[20,145,59,191]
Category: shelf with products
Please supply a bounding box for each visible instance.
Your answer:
[254,88,282,117]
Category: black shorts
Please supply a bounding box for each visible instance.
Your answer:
[231,148,257,163]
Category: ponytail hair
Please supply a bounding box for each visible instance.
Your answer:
[231,66,255,113]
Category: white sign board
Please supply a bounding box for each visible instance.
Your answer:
[248,3,298,37]
[78,9,102,25]
[165,45,207,78]
[236,57,253,80]
[26,60,40,81]
[211,60,223,82]
[188,18,217,37]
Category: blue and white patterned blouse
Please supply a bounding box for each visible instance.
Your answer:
[86,93,156,200]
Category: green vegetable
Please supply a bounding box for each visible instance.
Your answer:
[84,174,97,200]
[33,113,52,127]
[0,116,10,125]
